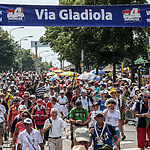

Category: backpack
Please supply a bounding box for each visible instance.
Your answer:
[44,118,52,141]
[73,107,87,123]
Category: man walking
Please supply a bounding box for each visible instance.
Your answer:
[135,91,150,150]
[17,118,44,150]
[43,108,69,150]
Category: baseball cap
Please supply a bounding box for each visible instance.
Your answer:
[74,128,90,142]
[81,89,87,94]
[37,99,42,105]
[72,145,86,150]
[60,90,65,94]
[23,118,32,124]
[44,93,49,98]
[18,105,27,112]
[95,110,104,116]
[30,95,36,98]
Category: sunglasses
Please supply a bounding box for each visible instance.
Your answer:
[13,100,19,102]
[22,115,29,117]
[96,115,104,118]
[24,123,30,126]
[144,96,150,98]
[108,102,116,104]
[111,92,116,94]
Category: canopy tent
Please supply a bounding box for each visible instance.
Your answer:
[134,57,150,65]
[78,72,95,80]
[102,64,119,72]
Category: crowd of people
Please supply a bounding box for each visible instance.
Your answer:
[0,71,149,150]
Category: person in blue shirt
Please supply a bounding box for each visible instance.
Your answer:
[92,82,100,100]
[97,91,107,111]
[89,110,119,150]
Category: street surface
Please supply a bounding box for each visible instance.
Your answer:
[2,124,146,150]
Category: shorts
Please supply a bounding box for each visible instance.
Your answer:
[0,122,4,135]
[112,130,120,143]
[137,127,150,148]
[36,124,44,129]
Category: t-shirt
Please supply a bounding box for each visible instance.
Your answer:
[69,107,89,124]
[103,109,121,130]
[97,99,107,111]
[135,100,148,128]
[0,104,6,123]
[94,86,100,99]
[58,96,68,105]
[8,105,19,122]
[18,128,43,150]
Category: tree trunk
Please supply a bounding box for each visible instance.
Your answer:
[113,52,116,83]
[96,65,99,75]
[130,28,135,83]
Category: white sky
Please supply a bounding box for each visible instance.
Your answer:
[0,0,150,68]
[0,0,70,68]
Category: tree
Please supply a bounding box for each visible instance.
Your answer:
[0,28,16,71]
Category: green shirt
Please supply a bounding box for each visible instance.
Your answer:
[69,107,89,123]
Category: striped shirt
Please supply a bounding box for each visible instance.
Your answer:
[35,86,46,98]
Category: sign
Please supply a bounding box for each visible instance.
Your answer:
[0,4,150,27]
[31,41,49,47]
[142,75,150,85]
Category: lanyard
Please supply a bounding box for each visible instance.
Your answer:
[143,103,148,110]
[94,122,106,140]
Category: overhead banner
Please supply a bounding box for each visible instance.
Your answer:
[0,4,150,27]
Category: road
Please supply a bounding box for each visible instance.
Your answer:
[2,124,146,150]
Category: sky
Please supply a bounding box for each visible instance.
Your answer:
[0,0,70,68]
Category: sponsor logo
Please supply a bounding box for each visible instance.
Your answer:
[6,7,25,22]
[122,8,142,23]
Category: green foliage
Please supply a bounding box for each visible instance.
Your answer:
[0,29,16,71]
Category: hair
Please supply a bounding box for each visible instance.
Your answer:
[21,110,31,119]
[52,97,57,102]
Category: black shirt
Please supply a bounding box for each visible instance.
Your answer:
[135,100,148,128]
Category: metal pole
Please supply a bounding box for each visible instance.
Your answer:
[20,40,22,73]
[81,50,84,73]
[35,42,38,74]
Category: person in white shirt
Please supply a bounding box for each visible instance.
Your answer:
[51,97,64,119]
[17,118,44,150]
[104,98,125,143]
[78,90,92,112]
[0,98,7,150]
[57,90,68,117]
[44,80,50,93]
[43,108,69,150]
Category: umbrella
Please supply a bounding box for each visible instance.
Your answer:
[47,72,56,76]
[53,69,64,73]
[78,72,95,80]
[49,75,60,81]
[60,71,77,76]
[48,67,58,71]
[92,70,104,74]
[87,75,103,82]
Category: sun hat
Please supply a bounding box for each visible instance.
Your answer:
[105,98,117,106]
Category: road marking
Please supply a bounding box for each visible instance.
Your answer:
[122,148,140,150]
[121,141,134,144]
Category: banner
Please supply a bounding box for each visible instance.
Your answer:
[0,4,150,27]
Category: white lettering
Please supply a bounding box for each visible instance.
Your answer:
[49,12,56,20]
[73,12,80,20]
[101,9,105,20]
[89,9,93,20]
[106,12,112,20]
[59,9,68,20]
[81,9,88,20]
[45,9,48,20]
[35,9,44,20]
[93,12,101,20]
[69,9,72,20]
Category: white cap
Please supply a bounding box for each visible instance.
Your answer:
[50,108,58,114]
[81,89,87,94]
[23,118,32,124]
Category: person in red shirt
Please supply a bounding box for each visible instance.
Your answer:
[42,93,52,118]
[17,81,25,96]
[7,96,21,131]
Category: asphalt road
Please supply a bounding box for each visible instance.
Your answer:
[2,124,146,150]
